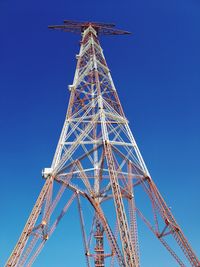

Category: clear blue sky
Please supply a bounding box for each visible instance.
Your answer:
[0,0,200,266]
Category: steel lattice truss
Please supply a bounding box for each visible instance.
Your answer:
[5,21,200,267]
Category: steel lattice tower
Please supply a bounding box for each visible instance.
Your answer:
[5,20,200,267]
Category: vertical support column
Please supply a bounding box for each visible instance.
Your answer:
[94,217,105,267]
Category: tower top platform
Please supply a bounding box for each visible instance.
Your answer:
[48,19,131,35]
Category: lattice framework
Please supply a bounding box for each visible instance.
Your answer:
[5,21,200,267]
